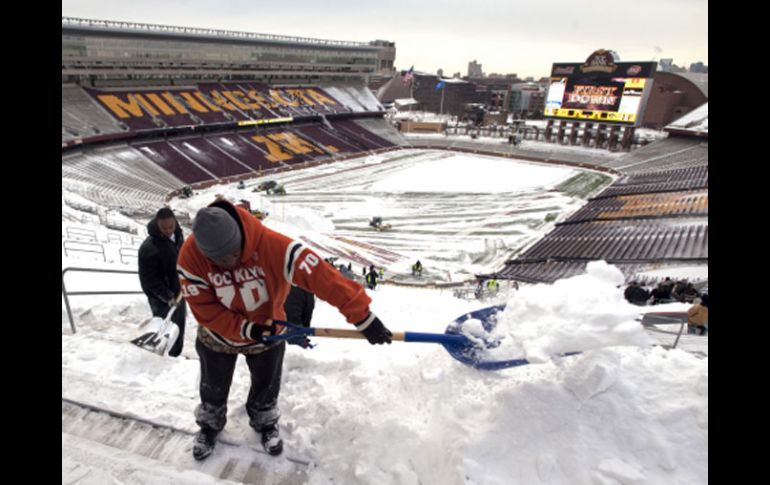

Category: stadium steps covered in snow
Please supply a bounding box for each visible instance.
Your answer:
[62,398,309,484]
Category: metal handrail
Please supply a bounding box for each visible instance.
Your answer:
[639,312,689,349]
[62,267,144,334]
[62,240,106,261]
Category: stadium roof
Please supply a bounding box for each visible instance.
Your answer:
[62,16,378,51]
[666,103,708,137]
[675,72,708,98]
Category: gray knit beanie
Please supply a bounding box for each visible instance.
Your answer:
[193,207,242,261]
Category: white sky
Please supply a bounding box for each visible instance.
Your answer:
[61,0,708,79]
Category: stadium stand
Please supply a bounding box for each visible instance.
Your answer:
[62,85,128,141]
[62,17,706,289]
[62,145,183,214]
[564,190,708,223]
[608,137,708,173]
[482,108,709,284]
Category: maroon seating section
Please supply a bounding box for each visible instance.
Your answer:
[131,141,213,183]
[205,133,274,172]
[129,120,392,183]
[166,137,251,178]
[331,120,395,149]
[294,124,360,154]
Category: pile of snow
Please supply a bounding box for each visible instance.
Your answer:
[390,110,457,123]
[63,261,707,485]
[463,261,650,364]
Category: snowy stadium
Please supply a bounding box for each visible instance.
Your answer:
[62,16,708,485]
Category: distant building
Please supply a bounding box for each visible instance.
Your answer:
[509,82,545,118]
[468,60,483,78]
[689,62,708,74]
[468,77,518,112]
[379,70,542,118]
[658,59,674,72]
[369,40,397,75]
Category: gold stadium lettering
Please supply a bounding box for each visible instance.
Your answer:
[97,94,145,118]
[193,92,222,112]
[225,90,260,110]
[144,93,176,115]
[267,132,324,155]
[222,90,251,110]
[161,92,189,114]
[250,135,294,162]
[247,90,272,110]
[268,90,298,107]
[209,91,237,111]
[180,92,211,113]
[306,89,338,106]
[286,89,316,106]
[132,94,160,116]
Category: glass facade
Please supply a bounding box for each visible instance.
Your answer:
[62,34,379,70]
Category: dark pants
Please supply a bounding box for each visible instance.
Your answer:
[284,286,315,328]
[194,339,286,433]
[148,296,186,357]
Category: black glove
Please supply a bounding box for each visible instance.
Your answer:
[355,313,392,345]
[246,321,280,343]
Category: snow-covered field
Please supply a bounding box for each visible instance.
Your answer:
[62,148,707,484]
[162,149,593,282]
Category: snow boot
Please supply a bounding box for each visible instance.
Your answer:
[260,424,283,456]
[193,427,219,461]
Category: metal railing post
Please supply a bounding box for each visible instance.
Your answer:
[62,267,145,334]
[62,269,77,334]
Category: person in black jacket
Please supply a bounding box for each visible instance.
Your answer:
[624,281,651,306]
[283,285,315,328]
[138,207,186,357]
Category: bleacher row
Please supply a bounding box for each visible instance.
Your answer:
[61,118,398,214]
[62,145,184,214]
[520,219,707,261]
[490,135,709,283]
[564,190,708,223]
[495,260,666,285]
[595,165,708,199]
[608,137,708,174]
[62,85,128,141]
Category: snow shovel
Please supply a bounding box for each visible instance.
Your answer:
[264,304,580,370]
[130,294,183,356]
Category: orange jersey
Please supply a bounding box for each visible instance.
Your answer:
[177,200,371,350]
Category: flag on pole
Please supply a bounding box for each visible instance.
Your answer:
[435,80,446,91]
[402,66,414,84]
